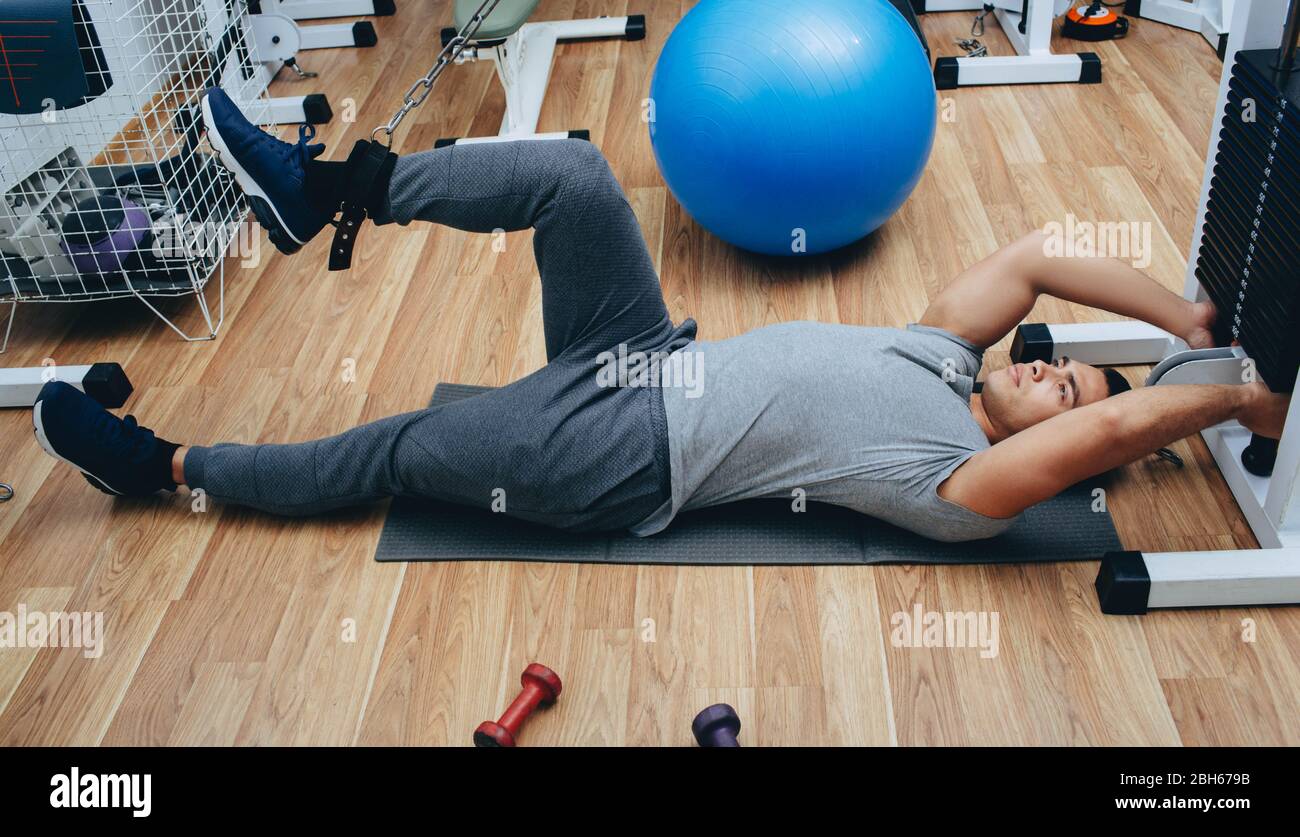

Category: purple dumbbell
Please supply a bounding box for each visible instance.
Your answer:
[59,194,152,276]
[692,703,741,747]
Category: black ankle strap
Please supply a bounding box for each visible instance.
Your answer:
[329,139,397,271]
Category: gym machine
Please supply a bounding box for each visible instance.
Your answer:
[1010,0,1300,613]
[249,0,381,56]
[917,0,1103,88]
[243,9,332,126]
[433,0,645,146]
[216,0,395,128]
[188,0,338,128]
[243,0,393,126]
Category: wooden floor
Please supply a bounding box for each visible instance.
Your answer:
[3,1,1299,746]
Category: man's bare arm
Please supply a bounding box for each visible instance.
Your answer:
[939,382,1291,519]
[919,231,1212,350]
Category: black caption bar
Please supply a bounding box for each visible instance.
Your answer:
[0,746,1282,822]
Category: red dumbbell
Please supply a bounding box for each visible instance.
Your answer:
[474,663,563,747]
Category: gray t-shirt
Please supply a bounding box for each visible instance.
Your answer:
[631,322,1018,541]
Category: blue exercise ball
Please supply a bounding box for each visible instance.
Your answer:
[648,0,936,256]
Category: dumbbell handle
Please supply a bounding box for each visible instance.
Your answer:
[699,726,740,747]
[496,681,549,736]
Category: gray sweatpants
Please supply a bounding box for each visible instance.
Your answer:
[185,140,695,531]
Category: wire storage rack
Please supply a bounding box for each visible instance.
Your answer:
[0,0,275,352]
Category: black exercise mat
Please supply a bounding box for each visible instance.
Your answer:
[374,384,1121,565]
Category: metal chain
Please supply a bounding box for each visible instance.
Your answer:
[372,0,504,143]
[0,482,12,502]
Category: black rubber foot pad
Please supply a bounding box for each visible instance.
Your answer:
[934,57,959,90]
[1095,551,1151,615]
[302,93,333,125]
[83,362,133,408]
[1080,53,1102,84]
[352,21,378,47]
[1011,323,1053,363]
[626,14,645,41]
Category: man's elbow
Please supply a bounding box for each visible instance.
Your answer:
[1015,230,1049,251]
[1096,400,1126,435]
[1008,231,1049,288]
[1082,401,1130,474]
[1076,402,1128,461]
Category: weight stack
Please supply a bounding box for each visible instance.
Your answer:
[1196,50,1300,475]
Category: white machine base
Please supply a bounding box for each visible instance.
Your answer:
[253,2,380,52]
[1097,548,1300,613]
[262,94,333,125]
[437,15,643,146]
[274,0,396,21]
[920,0,1102,88]
[1011,321,1178,366]
[938,53,1098,87]
[297,21,378,50]
[0,364,133,410]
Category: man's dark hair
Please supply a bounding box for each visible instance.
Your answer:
[1103,367,1132,398]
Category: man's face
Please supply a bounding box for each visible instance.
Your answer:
[981,357,1109,434]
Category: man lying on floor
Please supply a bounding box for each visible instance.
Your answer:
[32,89,1290,542]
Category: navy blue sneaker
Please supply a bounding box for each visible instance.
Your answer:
[33,382,178,497]
[201,87,332,254]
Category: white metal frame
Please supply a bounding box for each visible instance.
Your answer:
[1020,0,1300,612]
[1103,548,1300,609]
[1127,0,1234,54]
[273,0,393,21]
[0,0,266,353]
[441,15,638,145]
[254,0,379,52]
[0,363,130,409]
[924,0,1099,88]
